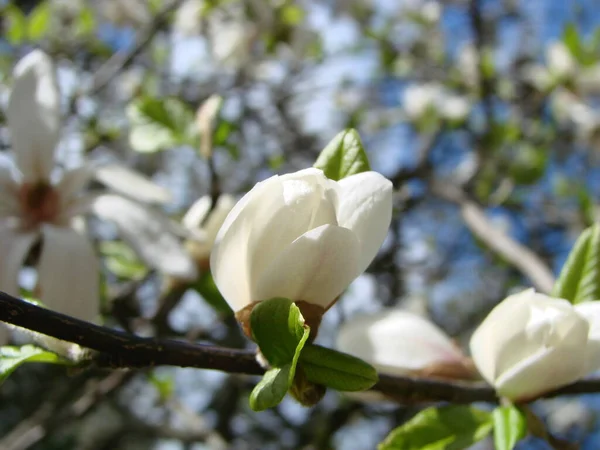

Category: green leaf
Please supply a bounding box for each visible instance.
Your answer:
[27,1,51,41]
[314,129,371,181]
[75,6,97,37]
[379,405,493,450]
[127,96,198,153]
[563,23,583,62]
[493,406,527,450]
[299,344,378,391]
[552,224,600,303]
[249,365,291,411]
[148,372,175,402]
[250,298,309,367]
[0,345,68,384]
[100,241,148,280]
[5,5,27,45]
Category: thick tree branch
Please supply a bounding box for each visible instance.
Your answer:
[0,291,261,376]
[4,290,599,404]
[431,181,555,293]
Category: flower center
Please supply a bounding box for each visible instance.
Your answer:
[18,182,61,229]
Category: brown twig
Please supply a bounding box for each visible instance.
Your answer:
[90,0,184,94]
[431,181,555,293]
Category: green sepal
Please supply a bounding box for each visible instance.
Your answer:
[313,129,371,181]
[248,298,311,411]
[299,344,378,391]
[250,298,310,367]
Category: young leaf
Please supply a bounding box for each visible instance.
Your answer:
[552,224,600,304]
[27,1,51,41]
[250,298,309,367]
[0,345,69,384]
[314,129,371,181]
[493,405,527,450]
[299,344,378,391]
[379,405,493,450]
[249,366,292,411]
[127,96,198,153]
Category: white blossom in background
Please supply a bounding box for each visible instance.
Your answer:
[174,0,205,36]
[551,88,600,138]
[470,289,590,401]
[208,17,255,69]
[182,194,236,265]
[210,168,392,319]
[419,1,441,23]
[97,0,151,28]
[546,42,576,79]
[402,83,470,122]
[457,43,479,88]
[337,309,476,380]
[0,50,196,335]
[523,42,577,91]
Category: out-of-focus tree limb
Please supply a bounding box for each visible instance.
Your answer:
[431,180,555,293]
[90,0,184,94]
[7,290,600,404]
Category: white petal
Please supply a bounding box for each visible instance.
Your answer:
[337,310,467,376]
[211,178,278,310]
[495,337,587,401]
[90,194,197,280]
[246,171,338,287]
[56,165,94,210]
[336,171,393,273]
[575,301,600,373]
[7,50,60,182]
[94,164,172,204]
[0,226,37,296]
[38,225,99,322]
[182,195,212,231]
[0,165,20,217]
[252,224,360,309]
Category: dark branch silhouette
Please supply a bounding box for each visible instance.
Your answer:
[2,290,600,404]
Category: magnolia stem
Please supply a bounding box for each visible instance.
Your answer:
[1,291,599,404]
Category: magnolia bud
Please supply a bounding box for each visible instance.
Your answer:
[470,289,589,401]
[210,168,392,335]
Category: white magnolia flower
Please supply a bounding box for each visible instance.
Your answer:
[337,310,476,379]
[470,289,590,401]
[182,194,236,264]
[210,168,392,327]
[0,51,196,328]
